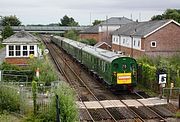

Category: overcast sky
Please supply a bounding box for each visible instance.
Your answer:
[0,0,180,25]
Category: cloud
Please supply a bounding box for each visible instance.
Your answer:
[0,0,179,25]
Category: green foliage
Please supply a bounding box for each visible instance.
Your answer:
[59,15,79,26]
[28,82,79,122]
[1,25,14,39]
[32,81,37,115]
[0,112,22,122]
[1,15,21,26]
[151,9,180,23]
[53,82,79,122]
[80,38,97,46]
[137,54,180,90]
[28,58,58,84]
[64,30,79,41]
[176,111,180,118]
[0,62,20,70]
[92,20,104,25]
[0,85,20,112]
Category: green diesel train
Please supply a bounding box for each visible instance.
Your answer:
[52,36,138,91]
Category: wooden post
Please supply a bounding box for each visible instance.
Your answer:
[56,94,60,122]
[179,94,180,109]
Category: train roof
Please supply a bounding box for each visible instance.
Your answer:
[54,36,128,62]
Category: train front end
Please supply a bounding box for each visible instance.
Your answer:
[111,57,138,91]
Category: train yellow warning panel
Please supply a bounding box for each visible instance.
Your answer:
[117,73,131,84]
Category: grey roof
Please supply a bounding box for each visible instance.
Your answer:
[80,25,99,34]
[100,17,134,25]
[2,30,40,44]
[54,36,126,63]
[111,19,173,37]
[80,17,134,34]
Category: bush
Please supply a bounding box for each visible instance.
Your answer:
[28,58,58,84]
[0,85,20,112]
[80,38,97,46]
[26,81,79,122]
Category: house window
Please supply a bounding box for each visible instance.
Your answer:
[151,41,156,47]
[123,39,125,44]
[15,45,21,56]
[9,45,14,56]
[29,45,34,55]
[138,40,140,47]
[23,46,28,56]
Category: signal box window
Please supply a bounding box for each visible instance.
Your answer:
[9,45,14,56]
[29,46,34,55]
[23,46,28,56]
[15,45,21,56]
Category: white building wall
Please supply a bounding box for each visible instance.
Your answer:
[112,35,142,50]
[99,25,121,32]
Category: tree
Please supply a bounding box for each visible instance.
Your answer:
[59,15,79,26]
[151,9,180,23]
[64,30,79,40]
[1,25,14,39]
[1,15,21,26]
[92,20,104,26]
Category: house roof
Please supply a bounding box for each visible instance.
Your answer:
[111,19,180,37]
[100,17,133,25]
[94,41,111,48]
[2,30,40,44]
[80,17,134,34]
[80,25,99,34]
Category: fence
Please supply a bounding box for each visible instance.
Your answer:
[163,87,180,99]
[0,81,59,117]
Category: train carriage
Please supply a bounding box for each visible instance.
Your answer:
[52,36,138,91]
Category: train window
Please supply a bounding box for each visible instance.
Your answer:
[130,64,135,71]
[122,64,127,70]
[114,63,118,69]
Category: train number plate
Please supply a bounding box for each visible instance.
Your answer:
[117,73,131,84]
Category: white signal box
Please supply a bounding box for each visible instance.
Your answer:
[159,74,167,84]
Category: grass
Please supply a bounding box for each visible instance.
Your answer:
[135,84,158,97]
[0,112,23,122]
[176,111,180,118]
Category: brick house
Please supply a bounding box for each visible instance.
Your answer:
[2,31,40,65]
[79,17,134,47]
[111,20,180,58]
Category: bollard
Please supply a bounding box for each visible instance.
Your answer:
[167,94,169,103]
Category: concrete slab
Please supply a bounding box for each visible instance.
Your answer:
[100,100,126,108]
[147,97,167,105]
[122,99,142,107]
[76,101,86,109]
[137,99,154,106]
[109,100,126,108]
[84,101,103,109]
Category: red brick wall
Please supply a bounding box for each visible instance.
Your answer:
[5,58,30,65]
[112,44,145,58]
[79,32,112,45]
[79,33,100,42]
[144,22,180,57]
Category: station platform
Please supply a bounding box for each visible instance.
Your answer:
[0,48,5,64]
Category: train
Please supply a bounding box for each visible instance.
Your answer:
[51,36,138,91]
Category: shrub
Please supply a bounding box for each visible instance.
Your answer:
[28,58,58,84]
[0,85,20,112]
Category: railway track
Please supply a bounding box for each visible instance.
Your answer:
[41,35,175,122]
[42,36,117,121]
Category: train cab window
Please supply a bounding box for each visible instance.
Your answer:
[122,64,127,70]
[130,64,135,71]
[114,63,118,69]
